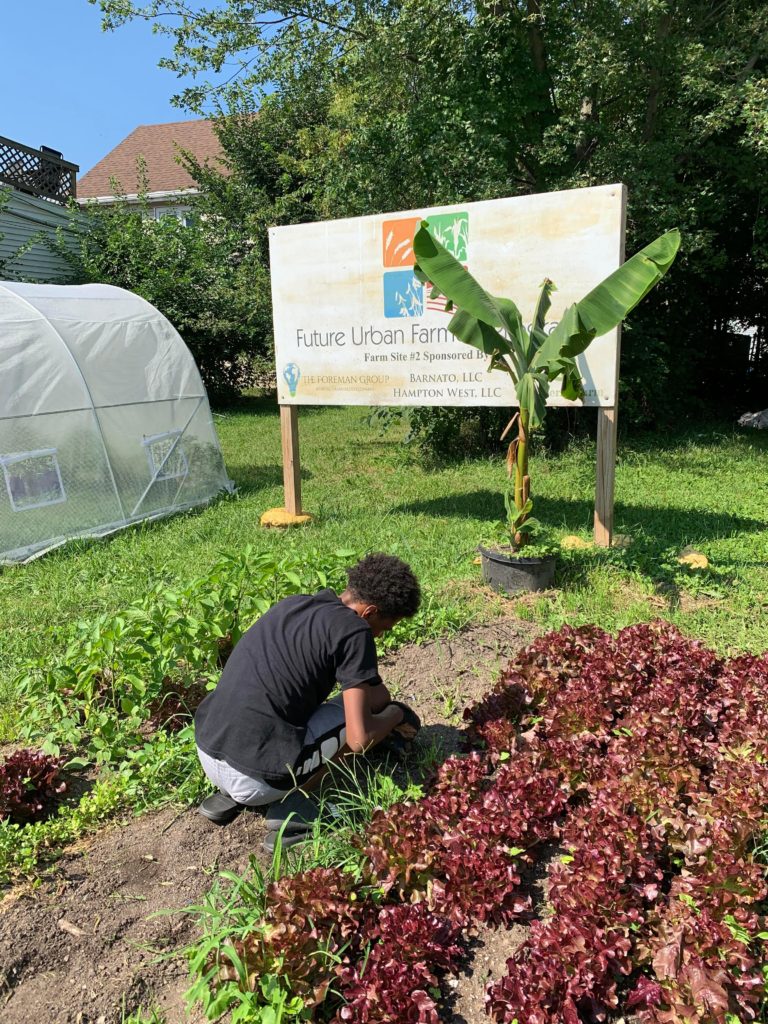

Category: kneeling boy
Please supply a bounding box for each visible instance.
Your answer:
[194,553,421,849]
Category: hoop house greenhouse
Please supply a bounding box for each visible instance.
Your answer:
[0,281,233,563]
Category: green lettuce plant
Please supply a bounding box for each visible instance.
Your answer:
[413,223,680,548]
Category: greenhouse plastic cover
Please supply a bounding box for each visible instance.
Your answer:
[0,281,234,563]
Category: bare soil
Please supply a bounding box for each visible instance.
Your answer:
[0,615,538,1024]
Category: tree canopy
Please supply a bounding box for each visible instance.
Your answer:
[94,0,768,426]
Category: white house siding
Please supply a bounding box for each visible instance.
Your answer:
[0,188,80,283]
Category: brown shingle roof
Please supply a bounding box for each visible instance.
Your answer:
[77,119,225,199]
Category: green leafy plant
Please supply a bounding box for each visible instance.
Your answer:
[2,547,357,881]
[497,488,557,556]
[413,222,681,548]
[16,547,353,765]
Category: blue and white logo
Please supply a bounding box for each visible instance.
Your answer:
[282,362,301,396]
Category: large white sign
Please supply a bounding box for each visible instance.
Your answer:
[270,184,626,407]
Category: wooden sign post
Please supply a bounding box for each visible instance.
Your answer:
[280,405,302,515]
[594,406,617,546]
[593,185,626,547]
[271,185,627,543]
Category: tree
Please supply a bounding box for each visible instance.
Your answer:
[59,161,270,400]
[94,0,768,429]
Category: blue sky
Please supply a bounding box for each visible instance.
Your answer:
[2,1,206,178]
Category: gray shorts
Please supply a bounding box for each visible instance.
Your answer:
[197,694,348,806]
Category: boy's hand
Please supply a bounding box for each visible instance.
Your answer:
[390,701,420,741]
[393,722,418,740]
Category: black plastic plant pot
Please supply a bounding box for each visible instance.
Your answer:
[478,545,556,595]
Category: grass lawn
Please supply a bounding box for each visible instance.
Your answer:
[2,398,768,740]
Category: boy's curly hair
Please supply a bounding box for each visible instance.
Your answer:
[346,553,421,619]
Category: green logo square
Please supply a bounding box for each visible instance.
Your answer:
[423,212,469,261]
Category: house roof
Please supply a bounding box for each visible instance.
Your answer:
[77,119,225,200]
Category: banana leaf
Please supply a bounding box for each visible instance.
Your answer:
[413,222,504,328]
[531,229,680,370]
[414,218,680,430]
[414,223,529,373]
[516,371,548,428]
[529,278,555,358]
[447,308,513,358]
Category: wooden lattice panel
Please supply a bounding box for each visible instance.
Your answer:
[0,136,78,203]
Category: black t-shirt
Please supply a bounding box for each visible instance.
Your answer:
[194,589,381,781]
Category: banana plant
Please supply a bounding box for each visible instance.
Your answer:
[412,223,680,546]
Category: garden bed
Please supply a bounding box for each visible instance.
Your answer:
[184,620,768,1024]
[4,612,767,1023]
[0,617,533,1024]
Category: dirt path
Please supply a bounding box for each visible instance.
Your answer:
[0,616,536,1024]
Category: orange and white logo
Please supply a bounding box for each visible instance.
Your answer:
[381,212,469,318]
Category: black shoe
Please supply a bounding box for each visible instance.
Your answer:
[262,790,321,853]
[262,827,313,854]
[264,790,320,833]
[198,790,243,825]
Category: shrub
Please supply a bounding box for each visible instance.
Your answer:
[54,161,272,401]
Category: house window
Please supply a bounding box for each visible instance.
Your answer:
[152,205,195,227]
[1,449,66,512]
[143,431,188,481]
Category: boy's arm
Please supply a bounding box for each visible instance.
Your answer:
[342,683,404,753]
